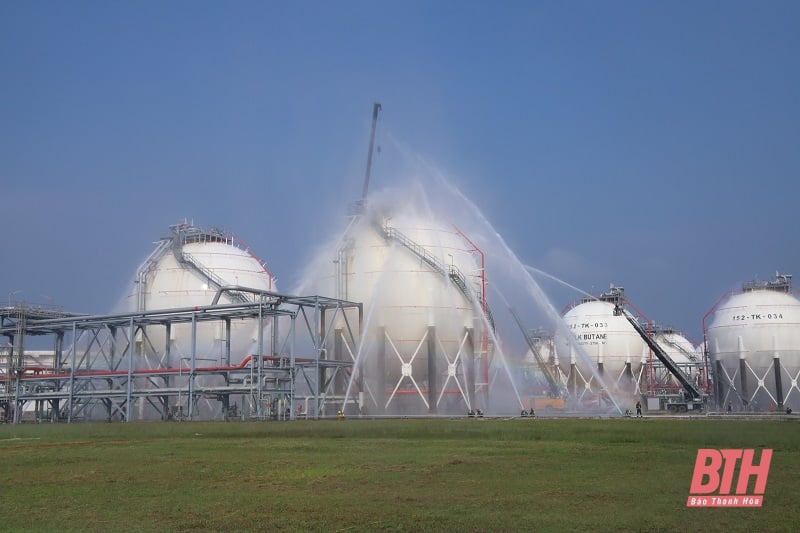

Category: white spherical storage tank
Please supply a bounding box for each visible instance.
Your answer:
[652,327,702,388]
[653,328,699,365]
[524,334,554,367]
[558,294,646,392]
[706,273,800,412]
[311,201,489,416]
[127,223,275,363]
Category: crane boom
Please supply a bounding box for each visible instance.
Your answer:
[509,307,561,398]
[361,102,382,200]
[613,304,703,400]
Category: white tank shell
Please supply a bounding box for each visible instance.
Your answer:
[339,216,480,335]
[138,242,271,310]
[653,331,698,365]
[310,210,485,413]
[707,288,800,407]
[525,340,554,366]
[127,239,274,362]
[560,300,647,379]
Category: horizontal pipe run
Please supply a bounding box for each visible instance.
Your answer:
[13,355,317,381]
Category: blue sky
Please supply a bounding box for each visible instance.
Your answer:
[2,1,798,341]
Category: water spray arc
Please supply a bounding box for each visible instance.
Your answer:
[425,170,626,414]
[326,204,501,416]
[509,306,562,399]
[310,103,531,416]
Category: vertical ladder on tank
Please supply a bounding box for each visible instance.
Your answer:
[378,222,495,331]
[135,238,172,312]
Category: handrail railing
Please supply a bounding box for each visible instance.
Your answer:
[379,223,495,331]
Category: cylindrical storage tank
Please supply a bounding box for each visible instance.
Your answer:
[127,223,275,364]
[312,205,487,416]
[558,295,646,394]
[706,274,800,412]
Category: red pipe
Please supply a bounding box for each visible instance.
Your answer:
[450,223,490,396]
[231,232,275,290]
[17,355,316,381]
[701,289,734,396]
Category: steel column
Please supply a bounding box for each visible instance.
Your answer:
[188,312,197,420]
[67,323,76,423]
[290,313,296,420]
[774,355,784,409]
[715,359,725,408]
[739,357,749,408]
[377,326,386,414]
[125,317,134,422]
[427,326,436,414]
[257,304,264,419]
[466,327,475,411]
[224,318,231,367]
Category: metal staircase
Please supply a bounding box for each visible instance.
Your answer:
[135,239,171,312]
[135,224,255,310]
[168,226,252,304]
[178,250,251,304]
[379,223,495,331]
[659,336,699,363]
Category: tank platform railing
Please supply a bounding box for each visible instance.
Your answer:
[743,272,792,293]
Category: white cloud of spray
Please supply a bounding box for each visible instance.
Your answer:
[292,140,626,415]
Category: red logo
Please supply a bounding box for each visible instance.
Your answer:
[687,449,772,507]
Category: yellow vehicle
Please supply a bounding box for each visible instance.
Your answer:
[525,397,565,411]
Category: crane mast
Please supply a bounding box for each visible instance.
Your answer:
[361,102,382,200]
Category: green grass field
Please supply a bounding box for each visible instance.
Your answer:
[1,417,798,532]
